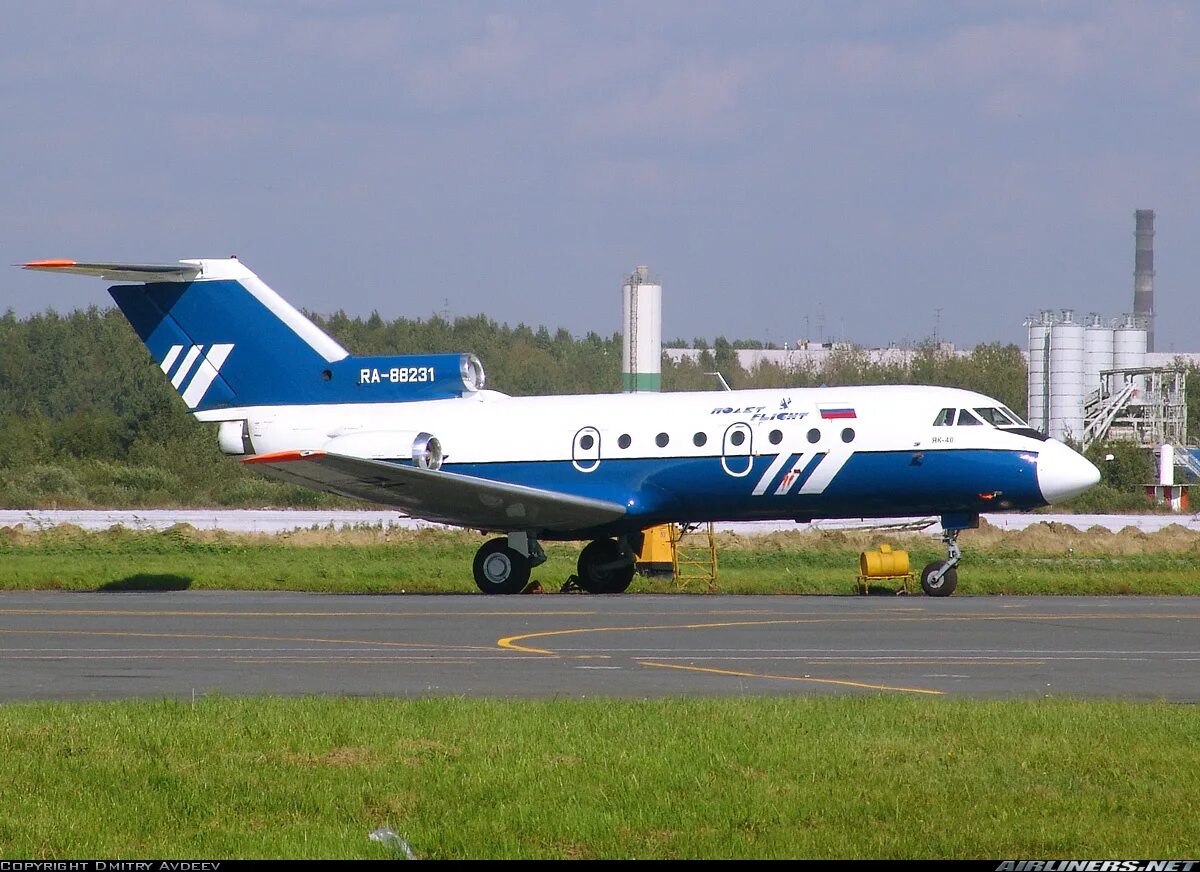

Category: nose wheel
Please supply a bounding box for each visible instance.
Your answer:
[920,528,961,597]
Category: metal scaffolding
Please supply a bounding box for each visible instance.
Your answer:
[1082,367,1187,449]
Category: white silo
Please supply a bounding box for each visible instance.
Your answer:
[621,265,662,392]
[1026,311,1053,432]
[1048,310,1085,442]
[1113,314,1148,402]
[1083,313,1114,396]
[1113,314,1148,370]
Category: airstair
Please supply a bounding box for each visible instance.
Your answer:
[670,522,718,591]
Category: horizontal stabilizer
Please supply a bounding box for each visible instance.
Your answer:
[245,450,627,532]
[23,260,202,283]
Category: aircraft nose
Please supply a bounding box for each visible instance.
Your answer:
[1037,440,1102,503]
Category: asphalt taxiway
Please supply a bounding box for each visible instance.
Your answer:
[0,592,1196,701]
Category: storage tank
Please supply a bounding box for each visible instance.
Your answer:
[1083,313,1114,397]
[1113,313,1148,402]
[621,265,662,392]
[1025,311,1053,432]
[1048,311,1085,442]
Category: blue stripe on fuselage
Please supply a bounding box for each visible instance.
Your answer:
[436,448,1043,533]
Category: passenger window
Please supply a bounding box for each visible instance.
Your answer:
[957,409,983,426]
[730,430,746,447]
[933,408,955,426]
[693,432,707,447]
[841,428,855,443]
[769,429,783,445]
[656,432,669,448]
[618,434,631,449]
[807,428,820,444]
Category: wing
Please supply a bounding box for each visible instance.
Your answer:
[23,260,201,283]
[245,450,627,532]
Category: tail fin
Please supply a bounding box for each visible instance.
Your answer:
[25,258,349,413]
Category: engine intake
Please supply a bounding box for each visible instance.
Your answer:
[322,430,444,470]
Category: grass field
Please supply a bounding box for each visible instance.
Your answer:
[0,696,1195,859]
[2,524,1196,859]
[1,521,1199,595]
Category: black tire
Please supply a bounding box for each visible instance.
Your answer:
[472,538,531,594]
[576,538,635,594]
[920,562,958,597]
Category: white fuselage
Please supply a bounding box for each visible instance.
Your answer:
[205,383,1099,530]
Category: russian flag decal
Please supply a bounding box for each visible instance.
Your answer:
[819,406,856,420]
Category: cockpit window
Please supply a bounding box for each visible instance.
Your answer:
[973,407,1016,427]
[1000,406,1028,427]
[933,408,956,426]
[957,409,983,426]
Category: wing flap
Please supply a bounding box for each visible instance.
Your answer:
[245,450,626,532]
[23,260,201,283]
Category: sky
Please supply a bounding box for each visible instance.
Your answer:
[3,1,1199,351]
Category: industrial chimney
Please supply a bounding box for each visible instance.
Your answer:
[1134,209,1155,352]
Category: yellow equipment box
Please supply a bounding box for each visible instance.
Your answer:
[856,543,914,594]
[636,524,676,578]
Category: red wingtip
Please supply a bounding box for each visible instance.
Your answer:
[23,259,77,268]
[243,450,327,465]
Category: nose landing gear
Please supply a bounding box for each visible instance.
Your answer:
[919,530,960,596]
[919,514,977,597]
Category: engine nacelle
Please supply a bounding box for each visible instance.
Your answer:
[217,420,251,455]
[322,430,443,470]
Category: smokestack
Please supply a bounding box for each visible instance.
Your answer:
[1134,208,1155,352]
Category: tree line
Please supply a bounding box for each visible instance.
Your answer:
[0,306,1193,508]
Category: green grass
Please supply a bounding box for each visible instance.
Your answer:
[1,524,1199,595]
[0,696,1195,858]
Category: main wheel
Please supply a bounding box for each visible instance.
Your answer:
[576,538,635,594]
[920,562,958,597]
[473,538,531,594]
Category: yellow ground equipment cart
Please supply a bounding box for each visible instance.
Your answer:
[635,524,676,578]
[856,543,914,594]
[636,523,718,590]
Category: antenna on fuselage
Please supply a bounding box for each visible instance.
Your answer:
[706,372,732,391]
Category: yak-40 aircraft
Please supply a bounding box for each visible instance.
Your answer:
[25,257,1101,596]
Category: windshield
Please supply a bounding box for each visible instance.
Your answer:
[1000,406,1028,427]
[973,407,1017,427]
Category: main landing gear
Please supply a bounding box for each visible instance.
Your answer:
[919,528,962,597]
[472,532,545,595]
[575,537,636,594]
[471,532,637,595]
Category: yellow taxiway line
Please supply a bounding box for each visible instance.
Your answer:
[637,660,945,695]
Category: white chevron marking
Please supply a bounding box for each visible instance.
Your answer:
[774,453,810,495]
[752,453,792,495]
[170,345,203,389]
[160,345,183,374]
[181,344,234,409]
[798,450,853,495]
